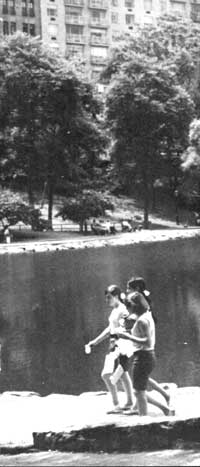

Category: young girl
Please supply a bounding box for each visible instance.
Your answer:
[126,276,173,408]
[116,290,158,415]
[86,284,134,413]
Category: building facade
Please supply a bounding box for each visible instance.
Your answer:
[0,0,41,37]
[1,0,200,79]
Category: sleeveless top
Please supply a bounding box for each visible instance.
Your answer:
[131,310,155,352]
[108,302,134,357]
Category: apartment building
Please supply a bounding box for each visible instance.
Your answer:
[0,0,41,37]
[1,0,200,79]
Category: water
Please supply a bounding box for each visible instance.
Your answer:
[0,237,200,395]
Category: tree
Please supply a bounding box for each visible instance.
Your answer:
[105,56,194,226]
[102,15,200,224]
[56,190,114,233]
[1,33,106,228]
[181,119,200,211]
[0,190,44,230]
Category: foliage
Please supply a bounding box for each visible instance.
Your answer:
[0,33,106,228]
[0,190,44,229]
[105,51,194,225]
[56,190,114,232]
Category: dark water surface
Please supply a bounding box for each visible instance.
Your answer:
[0,237,200,395]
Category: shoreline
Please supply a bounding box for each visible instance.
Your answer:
[0,228,200,255]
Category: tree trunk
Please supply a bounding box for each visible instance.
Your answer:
[47,178,54,230]
[151,184,156,211]
[28,154,34,207]
[143,170,150,229]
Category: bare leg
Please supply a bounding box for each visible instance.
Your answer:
[120,371,134,407]
[148,377,170,404]
[101,372,119,407]
[135,390,148,415]
[147,393,171,415]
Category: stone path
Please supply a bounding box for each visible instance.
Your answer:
[1,386,200,453]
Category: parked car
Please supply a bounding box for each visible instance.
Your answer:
[90,218,115,235]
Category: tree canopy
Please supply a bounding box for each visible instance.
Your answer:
[56,190,114,232]
[0,33,106,228]
[102,15,199,225]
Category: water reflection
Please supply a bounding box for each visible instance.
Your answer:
[0,238,200,394]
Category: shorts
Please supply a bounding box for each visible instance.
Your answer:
[132,350,156,391]
[119,354,131,372]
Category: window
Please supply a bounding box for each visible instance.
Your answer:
[22,22,28,33]
[66,44,83,56]
[66,24,83,34]
[48,23,58,39]
[90,10,106,24]
[47,8,57,16]
[3,21,9,35]
[91,30,107,44]
[29,23,35,35]
[125,0,134,7]
[111,12,118,23]
[144,0,152,12]
[126,14,134,24]
[170,0,185,15]
[3,0,9,14]
[10,21,16,33]
[9,0,16,15]
[91,46,107,57]
[91,69,101,80]
[191,3,200,21]
[160,0,167,13]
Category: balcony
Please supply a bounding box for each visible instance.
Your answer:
[90,55,107,65]
[66,34,85,43]
[90,35,108,45]
[65,0,84,6]
[90,18,108,27]
[88,0,108,8]
[65,15,84,24]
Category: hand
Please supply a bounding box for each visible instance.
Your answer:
[85,344,91,354]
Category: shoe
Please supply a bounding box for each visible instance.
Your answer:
[106,406,122,414]
[167,408,176,416]
[163,407,176,416]
[121,404,133,411]
[122,408,139,415]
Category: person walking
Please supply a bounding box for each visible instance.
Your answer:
[116,290,175,416]
[85,284,134,414]
[126,276,176,409]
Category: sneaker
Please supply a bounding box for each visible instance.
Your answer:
[163,407,176,416]
[106,406,122,414]
[122,408,139,415]
[121,404,134,411]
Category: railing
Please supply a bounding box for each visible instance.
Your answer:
[90,35,108,45]
[90,55,107,64]
[88,0,108,8]
[65,15,84,24]
[65,0,84,5]
[89,18,108,27]
[66,34,85,43]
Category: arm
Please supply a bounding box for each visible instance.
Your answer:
[116,319,148,343]
[88,326,110,347]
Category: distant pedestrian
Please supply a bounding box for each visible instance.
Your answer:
[4,226,11,244]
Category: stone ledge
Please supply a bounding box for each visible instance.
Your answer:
[33,416,200,453]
